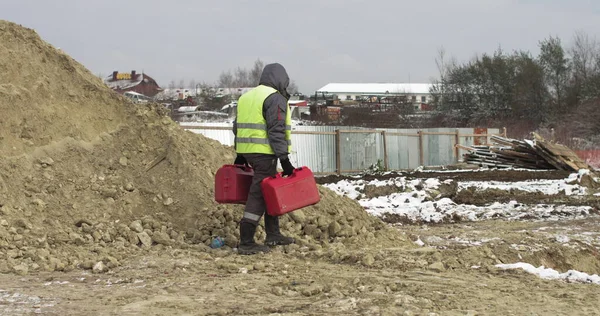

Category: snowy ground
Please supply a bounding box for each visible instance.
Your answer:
[324,168,600,286]
[495,263,600,285]
[323,169,599,223]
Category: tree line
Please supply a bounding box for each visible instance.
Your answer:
[167,59,299,110]
[429,31,600,143]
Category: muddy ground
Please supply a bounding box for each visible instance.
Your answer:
[1,217,600,315]
[315,168,574,185]
[2,20,600,315]
[2,168,600,315]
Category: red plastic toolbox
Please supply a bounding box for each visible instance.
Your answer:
[214,165,254,204]
[261,166,320,216]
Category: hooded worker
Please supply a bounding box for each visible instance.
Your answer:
[232,63,296,255]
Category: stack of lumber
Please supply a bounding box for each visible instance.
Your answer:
[460,133,592,171]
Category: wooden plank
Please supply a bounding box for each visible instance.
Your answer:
[292,131,337,135]
[338,129,380,134]
[454,129,460,163]
[420,131,457,135]
[456,144,478,152]
[385,132,420,137]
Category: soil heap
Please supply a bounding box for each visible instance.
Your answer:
[0,21,406,275]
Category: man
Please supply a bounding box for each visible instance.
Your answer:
[232,63,296,255]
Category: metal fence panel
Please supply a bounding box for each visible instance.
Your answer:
[181,123,503,173]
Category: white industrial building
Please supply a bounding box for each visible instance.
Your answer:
[316,83,435,103]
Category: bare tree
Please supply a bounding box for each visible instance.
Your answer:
[189,79,197,90]
[168,80,176,89]
[433,46,447,107]
[178,79,185,89]
[233,67,250,87]
[288,80,299,94]
[250,59,264,86]
[570,31,598,82]
[218,71,234,88]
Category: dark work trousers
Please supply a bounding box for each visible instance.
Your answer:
[240,153,278,225]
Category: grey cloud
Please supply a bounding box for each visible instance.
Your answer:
[1,0,600,93]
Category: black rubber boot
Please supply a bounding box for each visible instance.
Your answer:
[264,214,295,246]
[238,222,270,255]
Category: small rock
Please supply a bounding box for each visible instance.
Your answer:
[39,157,54,167]
[362,254,375,267]
[174,260,190,268]
[105,256,120,268]
[428,261,445,272]
[13,218,32,229]
[328,222,342,236]
[32,199,46,207]
[0,219,8,227]
[101,188,118,199]
[119,157,128,167]
[301,284,323,297]
[129,220,144,233]
[152,232,172,245]
[163,198,174,206]
[81,223,93,234]
[12,263,28,276]
[92,261,107,274]
[289,210,306,224]
[137,232,152,247]
[49,258,65,271]
[253,262,267,271]
[124,183,135,192]
[271,287,284,296]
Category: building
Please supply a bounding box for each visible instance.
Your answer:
[104,70,162,97]
[154,88,198,101]
[316,83,435,109]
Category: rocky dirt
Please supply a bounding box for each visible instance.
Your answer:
[1,20,600,315]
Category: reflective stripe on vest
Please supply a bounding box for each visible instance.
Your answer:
[235,85,292,154]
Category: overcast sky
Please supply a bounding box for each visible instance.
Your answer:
[3,0,600,93]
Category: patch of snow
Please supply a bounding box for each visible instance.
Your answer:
[324,174,597,223]
[496,262,600,285]
[555,235,570,243]
[457,179,586,196]
[414,238,425,246]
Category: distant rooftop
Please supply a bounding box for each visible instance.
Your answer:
[317,83,434,95]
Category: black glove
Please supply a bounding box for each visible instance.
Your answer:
[234,155,248,167]
[280,158,295,177]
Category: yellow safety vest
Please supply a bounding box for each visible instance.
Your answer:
[235,85,292,154]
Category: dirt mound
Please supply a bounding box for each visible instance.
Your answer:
[0,20,405,275]
[0,20,126,157]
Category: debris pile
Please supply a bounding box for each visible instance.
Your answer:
[462,134,593,171]
[0,20,405,275]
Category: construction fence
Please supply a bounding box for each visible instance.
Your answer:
[180,123,504,175]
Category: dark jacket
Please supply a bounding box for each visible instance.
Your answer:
[234,63,290,160]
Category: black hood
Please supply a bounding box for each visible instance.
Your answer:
[259,63,290,98]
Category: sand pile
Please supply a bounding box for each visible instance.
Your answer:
[0,21,126,157]
[0,20,406,275]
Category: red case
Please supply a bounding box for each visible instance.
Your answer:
[261,166,320,216]
[214,165,254,204]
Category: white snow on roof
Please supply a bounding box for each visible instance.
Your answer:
[317,83,435,95]
[104,74,143,90]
